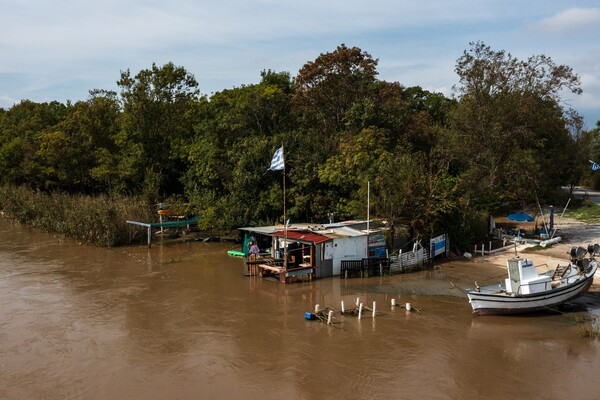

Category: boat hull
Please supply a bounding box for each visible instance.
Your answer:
[467,273,595,316]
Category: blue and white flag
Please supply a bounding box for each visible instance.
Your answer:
[268,146,285,171]
[590,160,600,171]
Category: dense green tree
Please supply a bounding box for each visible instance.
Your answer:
[0,100,70,188]
[586,121,600,190]
[204,77,292,144]
[451,41,582,210]
[293,44,379,136]
[83,90,124,193]
[183,72,294,225]
[118,62,200,199]
[318,127,392,217]
[35,90,123,193]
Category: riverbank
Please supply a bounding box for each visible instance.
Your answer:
[437,215,600,291]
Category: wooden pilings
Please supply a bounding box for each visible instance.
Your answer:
[306,296,421,326]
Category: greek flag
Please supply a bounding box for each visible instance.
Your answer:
[590,160,600,171]
[268,146,285,171]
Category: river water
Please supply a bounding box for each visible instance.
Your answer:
[1,218,600,400]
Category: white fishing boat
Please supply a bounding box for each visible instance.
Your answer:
[466,245,598,315]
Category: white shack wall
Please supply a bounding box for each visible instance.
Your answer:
[331,236,367,275]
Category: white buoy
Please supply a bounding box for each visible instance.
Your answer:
[405,303,412,311]
[372,301,376,318]
[315,304,320,313]
[327,310,333,324]
[341,300,345,314]
[391,298,396,307]
[358,303,363,319]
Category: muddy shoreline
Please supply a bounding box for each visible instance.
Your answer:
[436,215,600,293]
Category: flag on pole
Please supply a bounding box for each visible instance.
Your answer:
[590,160,600,171]
[268,146,285,171]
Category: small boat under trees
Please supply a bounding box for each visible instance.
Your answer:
[466,245,598,315]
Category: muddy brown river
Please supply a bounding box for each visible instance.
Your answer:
[1,218,600,399]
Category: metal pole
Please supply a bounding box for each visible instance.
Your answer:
[283,144,287,271]
[551,199,571,239]
[366,180,370,259]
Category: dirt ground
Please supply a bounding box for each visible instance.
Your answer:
[437,216,600,290]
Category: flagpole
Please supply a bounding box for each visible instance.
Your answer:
[283,144,287,271]
[267,145,287,270]
[366,180,370,259]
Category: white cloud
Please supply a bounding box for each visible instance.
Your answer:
[533,7,600,35]
[566,52,600,126]
[0,96,18,109]
[574,73,600,126]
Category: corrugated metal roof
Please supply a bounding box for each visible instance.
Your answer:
[238,221,375,241]
[239,223,315,234]
[273,230,331,244]
[238,225,281,234]
[333,226,367,237]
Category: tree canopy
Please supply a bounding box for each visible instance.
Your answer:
[0,42,594,245]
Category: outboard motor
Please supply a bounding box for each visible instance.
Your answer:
[581,259,590,273]
[570,246,579,259]
[588,244,595,255]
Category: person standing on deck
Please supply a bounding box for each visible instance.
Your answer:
[249,241,260,261]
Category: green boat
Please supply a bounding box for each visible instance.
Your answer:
[227,250,246,257]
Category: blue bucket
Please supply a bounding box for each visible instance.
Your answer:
[304,312,316,320]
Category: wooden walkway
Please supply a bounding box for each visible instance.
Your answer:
[247,258,315,283]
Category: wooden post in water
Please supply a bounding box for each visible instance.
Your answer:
[341,300,345,314]
[327,310,333,325]
[358,303,363,319]
[372,301,376,318]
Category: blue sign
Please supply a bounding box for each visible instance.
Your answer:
[430,234,447,257]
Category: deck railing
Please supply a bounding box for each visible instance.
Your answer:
[340,257,390,279]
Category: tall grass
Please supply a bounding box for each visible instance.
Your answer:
[565,204,600,223]
[0,185,155,246]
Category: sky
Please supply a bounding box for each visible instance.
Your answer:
[1,0,599,128]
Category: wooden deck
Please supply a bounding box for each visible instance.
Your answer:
[247,258,315,283]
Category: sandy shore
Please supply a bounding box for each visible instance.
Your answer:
[437,216,600,291]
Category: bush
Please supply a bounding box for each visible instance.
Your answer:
[0,185,155,246]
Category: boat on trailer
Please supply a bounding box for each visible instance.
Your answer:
[466,244,598,315]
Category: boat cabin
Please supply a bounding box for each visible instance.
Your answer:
[505,257,551,295]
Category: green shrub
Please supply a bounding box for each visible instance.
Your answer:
[0,185,155,246]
